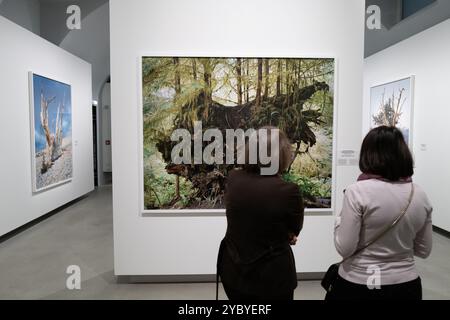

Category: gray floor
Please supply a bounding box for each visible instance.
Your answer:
[0,186,449,300]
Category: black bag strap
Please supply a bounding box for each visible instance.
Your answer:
[341,183,415,263]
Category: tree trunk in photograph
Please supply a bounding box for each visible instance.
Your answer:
[276,59,282,96]
[293,60,300,104]
[255,58,263,109]
[173,57,181,94]
[52,101,64,161]
[236,58,243,105]
[192,59,197,81]
[245,59,250,103]
[204,71,211,118]
[173,57,181,200]
[201,59,212,119]
[285,59,290,106]
[40,94,62,173]
[264,58,270,100]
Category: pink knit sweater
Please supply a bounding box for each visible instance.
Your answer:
[335,179,433,285]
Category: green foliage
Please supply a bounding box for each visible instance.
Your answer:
[306,91,334,127]
[287,125,332,185]
[282,172,331,199]
[143,149,196,209]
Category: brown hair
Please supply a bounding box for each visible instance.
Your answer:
[243,126,293,175]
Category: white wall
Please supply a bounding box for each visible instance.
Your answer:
[0,16,94,237]
[101,83,112,173]
[40,0,108,46]
[364,19,450,232]
[59,2,111,186]
[0,0,40,35]
[110,0,365,276]
[365,0,450,57]
[60,2,110,102]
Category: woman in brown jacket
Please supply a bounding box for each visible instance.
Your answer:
[217,128,304,300]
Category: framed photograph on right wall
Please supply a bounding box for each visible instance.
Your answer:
[369,76,415,148]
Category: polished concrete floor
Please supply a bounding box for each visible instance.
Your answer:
[0,186,449,300]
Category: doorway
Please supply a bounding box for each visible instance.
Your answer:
[92,105,98,187]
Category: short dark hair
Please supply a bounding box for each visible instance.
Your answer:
[359,126,414,181]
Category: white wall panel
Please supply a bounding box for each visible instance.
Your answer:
[110,0,365,275]
[0,16,94,236]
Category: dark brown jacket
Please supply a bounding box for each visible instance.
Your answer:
[218,169,304,298]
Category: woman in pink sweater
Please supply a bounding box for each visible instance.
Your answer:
[327,126,433,300]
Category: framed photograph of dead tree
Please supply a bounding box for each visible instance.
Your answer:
[29,72,73,192]
[140,57,336,215]
[370,76,415,147]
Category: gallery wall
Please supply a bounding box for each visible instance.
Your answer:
[101,83,112,173]
[364,18,450,232]
[0,0,40,35]
[0,16,94,237]
[58,2,111,187]
[59,1,110,102]
[110,0,365,276]
[365,0,450,57]
[40,0,108,46]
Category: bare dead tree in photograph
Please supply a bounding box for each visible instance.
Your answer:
[372,88,406,127]
[39,92,64,173]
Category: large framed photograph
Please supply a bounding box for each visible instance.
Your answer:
[29,72,73,193]
[140,57,336,215]
[370,76,415,147]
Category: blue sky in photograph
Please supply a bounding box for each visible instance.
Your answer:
[33,74,72,152]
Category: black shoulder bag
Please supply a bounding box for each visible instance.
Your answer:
[216,237,289,300]
[321,183,415,292]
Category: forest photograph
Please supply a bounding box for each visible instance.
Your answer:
[142,57,335,211]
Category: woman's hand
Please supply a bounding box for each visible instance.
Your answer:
[288,233,298,246]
